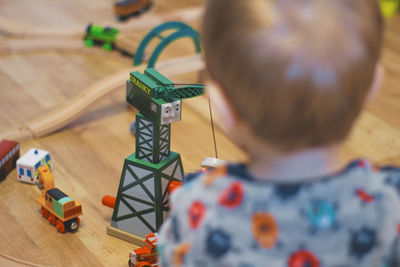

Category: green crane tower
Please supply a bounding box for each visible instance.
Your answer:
[108,68,204,244]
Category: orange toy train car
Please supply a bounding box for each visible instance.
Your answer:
[114,0,153,21]
[35,166,82,233]
[129,232,159,267]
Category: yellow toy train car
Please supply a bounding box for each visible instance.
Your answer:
[35,166,82,233]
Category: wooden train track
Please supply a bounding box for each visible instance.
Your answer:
[0,38,86,54]
[0,38,134,57]
[0,54,205,142]
[0,6,202,38]
[0,252,49,267]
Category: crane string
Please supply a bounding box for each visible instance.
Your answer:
[207,94,218,159]
[155,81,219,158]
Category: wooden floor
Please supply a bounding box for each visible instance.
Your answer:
[0,1,399,266]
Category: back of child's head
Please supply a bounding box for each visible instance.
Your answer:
[202,0,383,152]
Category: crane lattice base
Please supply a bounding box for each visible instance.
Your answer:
[110,151,183,239]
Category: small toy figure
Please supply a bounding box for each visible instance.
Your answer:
[128,232,159,267]
[114,0,153,22]
[16,148,53,184]
[35,165,82,233]
[0,140,19,182]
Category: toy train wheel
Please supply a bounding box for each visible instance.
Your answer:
[66,217,80,232]
[0,169,6,182]
[48,214,56,225]
[84,39,94,47]
[102,43,113,51]
[56,220,66,233]
[40,207,48,218]
[142,2,152,12]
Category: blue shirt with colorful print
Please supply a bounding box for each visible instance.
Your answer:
[158,160,400,267]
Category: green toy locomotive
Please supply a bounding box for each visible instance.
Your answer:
[84,24,119,51]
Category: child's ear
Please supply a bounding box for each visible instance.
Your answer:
[365,63,384,104]
[207,81,238,133]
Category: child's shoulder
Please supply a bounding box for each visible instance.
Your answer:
[172,159,400,225]
[181,159,400,189]
[161,160,400,266]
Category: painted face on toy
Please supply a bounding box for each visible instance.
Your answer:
[161,100,181,125]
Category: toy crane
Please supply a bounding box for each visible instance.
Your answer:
[107,68,204,245]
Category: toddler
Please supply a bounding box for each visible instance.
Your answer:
[159,0,400,266]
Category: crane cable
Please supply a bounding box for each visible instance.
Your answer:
[157,82,219,159]
[207,93,218,159]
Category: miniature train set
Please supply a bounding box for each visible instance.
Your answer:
[0,65,207,263]
[0,0,399,266]
[0,3,209,265]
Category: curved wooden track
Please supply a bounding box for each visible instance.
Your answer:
[0,54,205,142]
[0,6,202,38]
[0,253,49,267]
[0,38,132,57]
[0,38,86,54]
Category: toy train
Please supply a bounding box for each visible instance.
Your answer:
[114,0,153,21]
[84,24,120,51]
[129,232,159,267]
[35,166,82,233]
[0,140,19,182]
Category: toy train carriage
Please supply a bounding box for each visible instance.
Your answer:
[114,0,153,21]
[129,232,159,267]
[84,24,119,51]
[16,148,53,184]
[36,187,82,233]
[0,140,19,182]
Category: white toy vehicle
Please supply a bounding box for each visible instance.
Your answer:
[16,148,54,184]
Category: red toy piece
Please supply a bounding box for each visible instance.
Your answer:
[0,140,19,182]
[102,195,117,209]
[129,232,159,267]
[168,180,182,194]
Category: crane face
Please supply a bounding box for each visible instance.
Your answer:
[126,68,203,126]
[161,100,181,125]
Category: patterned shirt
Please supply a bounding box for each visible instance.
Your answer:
[158,159,400,267]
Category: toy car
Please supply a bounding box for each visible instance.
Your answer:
[16,148,53,184]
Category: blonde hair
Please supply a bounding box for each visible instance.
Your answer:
[202,0,383,152]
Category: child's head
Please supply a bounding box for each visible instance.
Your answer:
[202,0,384,153]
